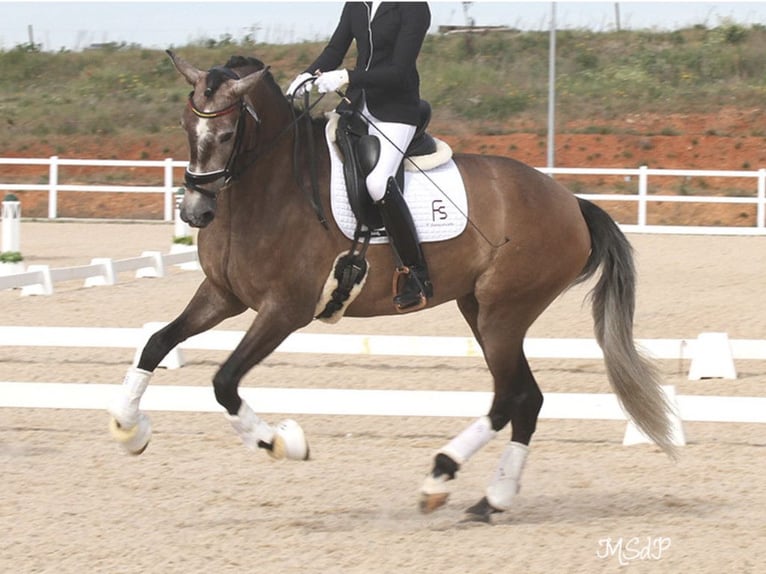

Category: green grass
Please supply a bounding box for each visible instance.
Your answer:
[1,23,765,147]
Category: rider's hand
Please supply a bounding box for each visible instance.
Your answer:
[286,72,315,98]
[315,69,349,94]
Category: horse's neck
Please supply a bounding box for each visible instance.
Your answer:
[224,95,330,232]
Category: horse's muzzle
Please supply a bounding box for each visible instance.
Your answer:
[180,190,216,228]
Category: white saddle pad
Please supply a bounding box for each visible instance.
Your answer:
[325,121,468,244]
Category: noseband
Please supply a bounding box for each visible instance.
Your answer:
[184,93,259,198]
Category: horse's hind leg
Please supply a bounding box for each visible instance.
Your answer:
[463,350,541,521]
[108,279,246,454]
[420,294,542,518]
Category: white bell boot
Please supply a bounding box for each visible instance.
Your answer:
[107,368,153,455]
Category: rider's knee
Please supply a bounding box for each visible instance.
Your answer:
[366,171,388,202]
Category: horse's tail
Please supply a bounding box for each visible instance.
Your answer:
[573,197,678,459]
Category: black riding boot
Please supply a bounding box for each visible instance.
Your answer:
[377,177,433,311]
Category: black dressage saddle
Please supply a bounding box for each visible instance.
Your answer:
[335,100,437,230]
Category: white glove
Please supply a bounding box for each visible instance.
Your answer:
[315,69,349,94]
[286,72,315,98]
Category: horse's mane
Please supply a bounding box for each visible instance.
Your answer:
[204,55,266,96]
[224,55,265,72]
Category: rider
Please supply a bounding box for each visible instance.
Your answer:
[286,1,432,311]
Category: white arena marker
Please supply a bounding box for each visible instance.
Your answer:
[135,251,165,278]
[688,332,737,380]
[20,265,54,296]
[83,258,116,287]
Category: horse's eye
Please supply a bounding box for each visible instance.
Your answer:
[219,132,234,144]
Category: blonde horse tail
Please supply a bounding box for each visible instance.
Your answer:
[574,198,678,459]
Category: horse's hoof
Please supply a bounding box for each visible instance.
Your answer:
[464,497,501,523]
[269,419,310,461]
[419,492,449,514]
[109,413,152,455]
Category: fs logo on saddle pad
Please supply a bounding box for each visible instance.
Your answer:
[325,119,468,243]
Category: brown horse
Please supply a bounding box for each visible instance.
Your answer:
[108,52,675,522]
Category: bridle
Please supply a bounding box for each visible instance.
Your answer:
[183,92,259,199]
[182,71,329,227]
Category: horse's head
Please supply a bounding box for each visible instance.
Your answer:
[167,50,268,227]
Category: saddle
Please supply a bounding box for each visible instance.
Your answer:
[334,100,439,231]
[315,101,445,322]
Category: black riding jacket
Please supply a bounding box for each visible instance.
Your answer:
[305,2,431,126]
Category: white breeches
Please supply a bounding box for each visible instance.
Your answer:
[361,103,416,202]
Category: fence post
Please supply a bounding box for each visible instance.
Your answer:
[758,169,765,229]
[637,165,648,228]
[2,193,21,253]
[163,158,174,222]
[48,156,59,219]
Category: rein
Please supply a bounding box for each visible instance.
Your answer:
[291,85,329,229]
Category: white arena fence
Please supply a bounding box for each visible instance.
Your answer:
[1,156,766,234]
[1,325,765,448]
[0,325,764,373]
[0,156,186,221]
[0,246,199,295]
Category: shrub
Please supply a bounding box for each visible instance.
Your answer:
[0,251,23,263]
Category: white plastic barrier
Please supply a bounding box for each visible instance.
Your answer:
[0,248,199,294]
[0,382,763,425]
[0,326,764,380]
[3,328,765,449]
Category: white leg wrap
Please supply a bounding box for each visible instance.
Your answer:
[226,402,275,450]
[486,441,529,511]
[439,416,496,465]
[108,367,152,428]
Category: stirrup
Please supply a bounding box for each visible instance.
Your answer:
[392,266,429,312]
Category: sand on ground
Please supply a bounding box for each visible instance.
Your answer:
[1,221,764,574]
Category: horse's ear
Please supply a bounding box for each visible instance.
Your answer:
[231,67,269,98]
[166,49,202,86]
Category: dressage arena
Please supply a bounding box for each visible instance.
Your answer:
[1,221,764,573]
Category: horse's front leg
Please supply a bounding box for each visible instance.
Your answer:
[108,279,246,454]
[214,304,311,461]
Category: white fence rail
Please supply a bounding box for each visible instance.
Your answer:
[2,157,766,233]
[1,382,764,425]
[0,157,186,221]
[0,325,763,379]
[0,247,198,294]
[1,327,765,435]
[538,165,766,235]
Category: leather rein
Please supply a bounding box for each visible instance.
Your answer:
[183,76,328,228]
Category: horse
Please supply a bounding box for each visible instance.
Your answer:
[107,51,676,522]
